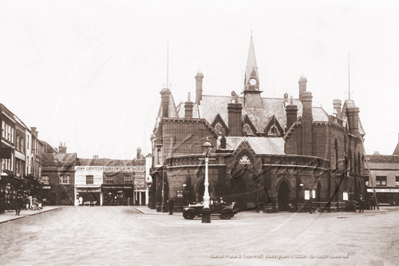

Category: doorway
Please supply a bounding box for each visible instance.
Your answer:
[278,180,290,211]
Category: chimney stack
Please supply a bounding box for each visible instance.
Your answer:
[333,99,342,118]
[58,143,67,154]
[184,92,194,119]
[195,71,204,105]
[228,102,243,137]
[137,147,142,159]
[298,76,307,100]
[286,97,298,130]
[301,91,313,156]
[160,88,171,118]
[284,93,288,103]
[346,106,360,135]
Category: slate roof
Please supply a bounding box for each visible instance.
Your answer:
[225,137,285,155]
[43,153,77,167]
[76,158,144,166]
[366,155,399,163]
[177,94,330,134]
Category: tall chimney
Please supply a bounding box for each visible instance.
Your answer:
[286,97,298,130]
[137,147,142,159]
[184,92,194,119]
[333,99,342,118]
[160,88,171,118]
[228,102,243,136]
[346,107,360,135]
[298,76,307,100]
[301,91,313,155]
[195,71,204,105]
[59,143,67,154]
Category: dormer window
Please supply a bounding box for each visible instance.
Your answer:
[243,123,254,136]
[214,122,223,135]
[268,125,280,137]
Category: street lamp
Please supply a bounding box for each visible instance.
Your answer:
[201,137,213,223]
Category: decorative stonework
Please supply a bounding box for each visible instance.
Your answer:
[243,123,254,136]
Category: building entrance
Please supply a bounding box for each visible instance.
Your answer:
[278,181,290,211]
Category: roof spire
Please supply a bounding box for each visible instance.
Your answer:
[244,34,260,91]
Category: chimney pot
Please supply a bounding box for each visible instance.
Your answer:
[195,71,204,105]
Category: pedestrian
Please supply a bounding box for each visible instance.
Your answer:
[15,195,23,215]
[25,195,30,210]
[369,197,376,210]
[79,197,83,206]
[359,196,364,213]
[28,195,32,210]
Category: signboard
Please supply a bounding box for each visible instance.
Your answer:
[102,185,133,189]
[77,188,101,193]
[104,166,134,172]
[75,166,103,186]
[134,171,146,189]
[367,188,399,193]
[43,186,51,189]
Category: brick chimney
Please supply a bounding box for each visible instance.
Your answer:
[286,97,298,130]
[31,127,38,137]
[346,106,360,135]
[228,102,243,136]
[301,91,313,155]
[59,142,67,153]
[298,76,307,100]
[184,92,194,119]
[195,71,204,105]
[160,88,171,118]
[333,99,342,118]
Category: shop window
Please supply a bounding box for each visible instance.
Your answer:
[106,175,113,184]
[60,175,70,184]
[86,175,94,184]
[42,175,49,185]
[396,176,399,187]
[124,176,133,184]
[376,176,387,186]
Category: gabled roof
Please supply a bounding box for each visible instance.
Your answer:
[225,137,285,155]
[43,153,77,166]
[393,143,399,156]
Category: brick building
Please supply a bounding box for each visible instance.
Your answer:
[41,143,77,205]
[150,37,369,212]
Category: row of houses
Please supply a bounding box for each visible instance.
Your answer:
[42,146,152,206]
[0,104,45,213]
[0,102,152,212]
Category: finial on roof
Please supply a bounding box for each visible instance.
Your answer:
[299,75,307,83]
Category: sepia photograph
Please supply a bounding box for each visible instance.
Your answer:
[0,1,399,265]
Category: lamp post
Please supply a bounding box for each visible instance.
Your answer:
[201,137,213,223]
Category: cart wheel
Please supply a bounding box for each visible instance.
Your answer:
[220,212,234,219]
[183,212,195,220]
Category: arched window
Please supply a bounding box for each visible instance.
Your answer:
[334,139,338,169]
[358,152,361,174]
[214,122,223,135]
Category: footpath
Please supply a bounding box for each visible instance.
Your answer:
[0,206,60,224]
[135,206,170,215]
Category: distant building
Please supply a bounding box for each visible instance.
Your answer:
[150,37,368,212]
[365,136,399,206]
[42,143,77,205]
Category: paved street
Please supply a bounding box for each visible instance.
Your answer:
[0,206,398,266]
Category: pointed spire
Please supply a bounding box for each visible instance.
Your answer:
[245,35,259,85]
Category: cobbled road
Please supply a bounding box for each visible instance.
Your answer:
[0,206,398,266]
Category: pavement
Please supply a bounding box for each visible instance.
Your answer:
[0,206,60,224]
[0,205,397,266]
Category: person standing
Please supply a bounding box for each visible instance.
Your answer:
[359,196,365,213]
[15,195,22,215]
[25,195,30,210]
[79,197,83,206]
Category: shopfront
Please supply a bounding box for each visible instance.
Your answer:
[367,188,399,206]
[102,185,133,206]
[75,166,103,206]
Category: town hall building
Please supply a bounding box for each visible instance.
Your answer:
[150,37,368,213]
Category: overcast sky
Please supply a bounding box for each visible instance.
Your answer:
[1,0,398,159]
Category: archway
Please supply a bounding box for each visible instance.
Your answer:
[278,180,290,211]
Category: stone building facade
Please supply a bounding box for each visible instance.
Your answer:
[150,37,369,212]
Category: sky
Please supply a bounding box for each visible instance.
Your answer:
[0,0,398,159]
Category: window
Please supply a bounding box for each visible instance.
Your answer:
[106,175,113,184]
[42,175,49,185]
[20,137,24,151]
[124,176,133,184]
[27,135,30,150]
[86,175,94,185]
[376,176,387,186]
[396,177,399,187]
[60,175,70,184]
[1,121,4,138]
[16,135,20,151]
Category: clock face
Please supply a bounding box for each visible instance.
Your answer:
[249,79,257,85]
